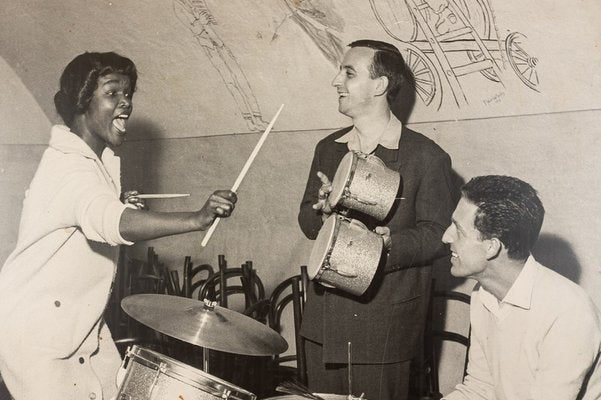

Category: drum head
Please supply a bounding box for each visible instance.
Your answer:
[307,214,338,279]
[329,152,354,208]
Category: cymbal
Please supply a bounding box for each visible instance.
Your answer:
[121,294,288,356]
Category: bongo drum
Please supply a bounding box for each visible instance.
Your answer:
[117,345,256,399]
[328,151,401,221]
[308,214,382,296]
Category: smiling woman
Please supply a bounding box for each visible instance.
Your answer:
[54,52,136,156]
[0,51,238,399]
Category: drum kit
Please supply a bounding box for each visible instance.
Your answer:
[118,294,363,399]
[308,151,402,296]
[118,294,288,399]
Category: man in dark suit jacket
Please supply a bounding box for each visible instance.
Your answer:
[298,39,455,400]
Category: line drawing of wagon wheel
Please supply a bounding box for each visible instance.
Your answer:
[399,42,443,110]
[505,32,539,91]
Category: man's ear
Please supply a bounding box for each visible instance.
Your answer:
[375,76,388,97]
[486,237,503,261]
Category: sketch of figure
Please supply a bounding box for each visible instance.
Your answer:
[174,0,268,131]
[274,0,345,66]
[423,0,457,34]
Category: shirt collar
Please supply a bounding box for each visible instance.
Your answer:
[334,112,402,153]
[501,255,538,309]
[49,124,118,162]
[49,124,98,159]
[48,124,122,192]
[479,255,538,313]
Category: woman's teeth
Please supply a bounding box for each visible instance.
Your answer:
[113,115,128,133]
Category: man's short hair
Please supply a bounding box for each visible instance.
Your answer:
[461,175,545,261]
[348,39,413,107]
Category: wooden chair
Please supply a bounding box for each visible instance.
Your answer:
[267,265,309,387]
[195,256,271,395]
[186,260,215,299]
[415,281,471,400]
[198,256,265,312]
[108,247,169,357]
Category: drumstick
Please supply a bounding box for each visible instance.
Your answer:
[201,104,285,247]
[137,194,190,199]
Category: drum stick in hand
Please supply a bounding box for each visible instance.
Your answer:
[137,194,190,199]
[201,104,285,247]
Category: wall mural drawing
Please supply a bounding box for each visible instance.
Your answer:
[273,0,346,66]
[173,0,268,131]
[370,0,540,109]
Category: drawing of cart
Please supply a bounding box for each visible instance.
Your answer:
[370,0,539,109]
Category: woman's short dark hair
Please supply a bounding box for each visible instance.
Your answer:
[348,39,414,107]
[462,175,545,261]
[54,52,137,127]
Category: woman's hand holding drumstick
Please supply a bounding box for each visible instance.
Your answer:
[196,190,237,230]
[123,190,147,210]
[200,104,284,247]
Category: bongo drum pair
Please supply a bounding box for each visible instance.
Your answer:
[307,152,401,296]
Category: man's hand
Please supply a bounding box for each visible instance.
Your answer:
[123,190,146,210]
[312,171,334,220]
[375,226,392,252]
[197,190,237,230]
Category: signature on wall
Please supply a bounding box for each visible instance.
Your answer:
[173,0,268,132]
[370,0,540,109]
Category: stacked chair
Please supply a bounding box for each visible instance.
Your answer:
[411,280,471,400]
[267,265,309,389]
[107,249,316,397]
[106,249,277,396]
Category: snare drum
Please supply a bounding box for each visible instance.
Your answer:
[308,214,382,296]
[117,345,256,400]
[329,151,401,221]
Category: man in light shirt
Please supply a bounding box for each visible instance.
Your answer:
[297,39,455,400]
[443,175,601,400]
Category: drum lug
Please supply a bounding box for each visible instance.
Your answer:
[221,388,232,398]
[148,362,167,397]
[335,265,358,278]
[349,193,377,206]
[343,186,378,207]
[159,362,167,374]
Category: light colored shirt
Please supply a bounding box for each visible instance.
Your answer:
[0,125,134,399]
[334,111,402,154]
[444,256,601,400]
